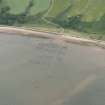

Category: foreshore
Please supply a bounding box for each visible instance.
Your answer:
[0,26,105,49]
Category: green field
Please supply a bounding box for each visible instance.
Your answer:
[29,0,50,15]
[47,0,105,22]
[46,0,105,36]
[4,0,105,21]
[6,0,29,14]
[1,0,105,39]
[4,0,50,15]
[47,0,71,17]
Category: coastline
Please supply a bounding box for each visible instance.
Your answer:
[0,26,105,49]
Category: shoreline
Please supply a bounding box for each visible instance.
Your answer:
[0,26,105,49]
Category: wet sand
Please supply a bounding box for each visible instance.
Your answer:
[0,33,105,105]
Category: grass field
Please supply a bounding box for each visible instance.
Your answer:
[2,0,105,22]
[6,0,29,14]
[47,0,105,22]
[29,0,50,15]
[5,0,105,21]
[1,0,105,39]
[72,0,105,22]
[6,0,50,15]
[47,0,71,17]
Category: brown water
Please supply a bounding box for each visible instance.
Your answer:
[0,33,105,105]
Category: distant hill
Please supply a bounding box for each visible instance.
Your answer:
[1,0,105,36]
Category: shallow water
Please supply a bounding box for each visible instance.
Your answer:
[0,33,105,105]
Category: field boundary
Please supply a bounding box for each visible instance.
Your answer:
[0,26,105,49]
[43,0,64,33]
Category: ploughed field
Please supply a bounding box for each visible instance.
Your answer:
[0,32,105,105]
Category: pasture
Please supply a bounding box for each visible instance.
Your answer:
[6,0,50,15]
